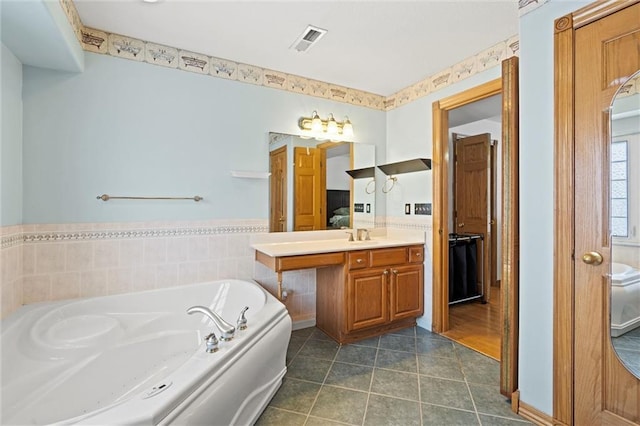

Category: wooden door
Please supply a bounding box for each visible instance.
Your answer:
[454,133,492,299]
[561,2,640,423]
[389,264,424,321]
[269,146,287,232]
[574,4,640,423]
[293,146,322,231]
[347,269,389,331]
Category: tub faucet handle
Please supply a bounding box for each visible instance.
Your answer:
[187,305,236,341]
[204,332,219,353]
[237,306,249,330]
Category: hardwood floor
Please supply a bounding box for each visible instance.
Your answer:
[441,289,501,361]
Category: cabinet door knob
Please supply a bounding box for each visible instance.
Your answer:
[383,270,389,275]
[392,269,398,274]
[356,258,363,263]
[415,252,421,257]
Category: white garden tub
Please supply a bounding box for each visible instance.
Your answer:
[1,279,291,425]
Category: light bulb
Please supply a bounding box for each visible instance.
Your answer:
[311,111,322,132]
[327,113,338,134]
[342,116,354,137]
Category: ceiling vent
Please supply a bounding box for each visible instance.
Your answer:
[290,25,327,53]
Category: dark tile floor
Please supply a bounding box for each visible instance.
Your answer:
[256,326,532,426]
[612,327,640,377]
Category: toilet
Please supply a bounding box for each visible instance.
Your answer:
[610,262,640,337]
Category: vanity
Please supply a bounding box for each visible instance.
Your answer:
[252,229,425,344]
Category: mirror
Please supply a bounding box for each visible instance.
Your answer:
[610,70,640,378]
[268,132,375,232]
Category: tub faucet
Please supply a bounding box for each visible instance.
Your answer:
[187,305,236,341]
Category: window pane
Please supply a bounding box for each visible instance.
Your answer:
[612,180,627,198]
[611,142,627,162]
[611,199,627,217]
[612,217,628,237]
[611,161,627,180]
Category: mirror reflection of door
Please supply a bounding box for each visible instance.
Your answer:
[293,146,323,231]
[269,146,287,232]
[610,70,640,379]
[268,132,375,232]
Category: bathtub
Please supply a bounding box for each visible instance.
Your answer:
[611,262,640,337]
[1,279,291,425]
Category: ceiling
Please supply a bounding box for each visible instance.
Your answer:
[73,0,519,96]
[449,94,502,127]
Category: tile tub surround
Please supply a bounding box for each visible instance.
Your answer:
[1,220,431,322]
[257,326,531,426]
[1,220,313,323]
[1,225,24,318]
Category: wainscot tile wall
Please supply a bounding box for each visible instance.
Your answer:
[1,218,432,325]
[0,220,310,324]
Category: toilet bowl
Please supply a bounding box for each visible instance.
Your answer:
[610,262,640,337]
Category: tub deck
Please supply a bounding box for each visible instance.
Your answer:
[1,279,291,425]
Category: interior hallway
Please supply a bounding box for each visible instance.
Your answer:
[442,290,501,361]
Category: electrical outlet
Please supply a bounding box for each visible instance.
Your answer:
[405,204,411,215]
[415,203,432,215]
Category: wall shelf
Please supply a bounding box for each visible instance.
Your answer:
[377,158,431,176]
[345,167,375,179]
[230,170,271,179]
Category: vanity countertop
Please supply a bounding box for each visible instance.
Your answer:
[250,228,425,257]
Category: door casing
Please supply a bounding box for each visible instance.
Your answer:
[432,57,520,397]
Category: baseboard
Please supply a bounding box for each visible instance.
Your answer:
[292,318,316,330]
[513,392,554,426]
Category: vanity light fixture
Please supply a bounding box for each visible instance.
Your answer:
[298,111,355,142]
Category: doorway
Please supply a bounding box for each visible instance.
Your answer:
[432,57,520,397]
[444,119,500,360]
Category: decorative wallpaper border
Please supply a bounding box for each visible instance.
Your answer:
[518,0,550,17]
[58,1,519,112]
[1,222,269,249]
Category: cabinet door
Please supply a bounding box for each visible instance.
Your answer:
[347,269,389,331]
[390,264,423,321]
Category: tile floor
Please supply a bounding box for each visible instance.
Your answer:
[612,327,640,377]
[256,326,532,426]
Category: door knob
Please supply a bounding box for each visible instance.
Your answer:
[581,251,603,265]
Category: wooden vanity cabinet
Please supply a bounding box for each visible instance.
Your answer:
[317,245,424,343]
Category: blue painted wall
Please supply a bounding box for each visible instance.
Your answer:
[518,0,590,415]
[21,53,386,223]
[1,43,23,226]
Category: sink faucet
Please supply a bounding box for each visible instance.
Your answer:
[356,228,370,241]
[187,305,236,341]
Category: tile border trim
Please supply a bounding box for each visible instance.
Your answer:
[58,0,518,112]
[1,222,269,249]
